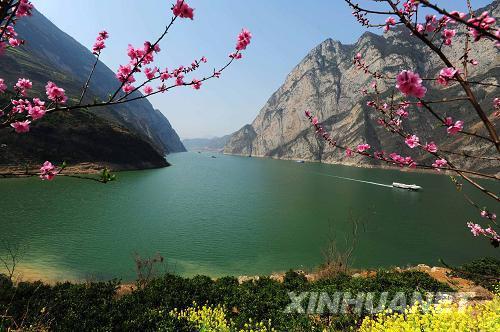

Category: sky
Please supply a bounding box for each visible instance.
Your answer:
[34,0,492,139]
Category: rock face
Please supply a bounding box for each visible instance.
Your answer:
[225,1,499,172]
[0,9,185,155]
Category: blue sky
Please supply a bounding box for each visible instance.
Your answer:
[35,1,492,139]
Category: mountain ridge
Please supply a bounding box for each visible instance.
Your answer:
[224,1,499,174]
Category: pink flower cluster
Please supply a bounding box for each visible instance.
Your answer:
[431,158,447,170]
[40,161,58,180]
[384,17,396,32]
[230,29,252,59]
[10,97,46,121]
[467,11,496,41]
[172,0,194,20]
[16,0,34,17]
[441,29,456,46]
[116,41,163,92]
[444,117,463,135]
[389,153,416,168]
[10,120,31,133]
[45,81,67,104]
[467,222,499,242]
[92,30,109,55]
[404,134,419,149]
[396,70,427,98]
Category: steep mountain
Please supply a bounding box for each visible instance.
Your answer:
[183,135,231,151]
[225,1,499,173]
[0,9,185,170]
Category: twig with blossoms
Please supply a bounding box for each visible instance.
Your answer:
[0,0,252,184]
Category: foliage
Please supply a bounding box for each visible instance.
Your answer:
[0,269,454,331]
[358,295,500,331]
[449,257,500,291]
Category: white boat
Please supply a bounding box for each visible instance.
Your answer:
[392,182,422,191]
[296,160,305,163]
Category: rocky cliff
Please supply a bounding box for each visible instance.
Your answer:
[225,1,499,173]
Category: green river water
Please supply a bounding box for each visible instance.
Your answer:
[0,152,497,281]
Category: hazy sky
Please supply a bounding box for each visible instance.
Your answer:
[34,1,491,139]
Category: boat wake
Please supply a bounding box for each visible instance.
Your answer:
[311,172,393,188]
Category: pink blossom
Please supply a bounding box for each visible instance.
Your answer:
[447,120,463,135]
[10,120,31,133]
[416,24,425,33]
[467,222,485,237]
[305,110,311,118]
[384,17,396,32]
[192,79,202,90]
[116,65,135,84]
[432,158,447,170]
[15,78,32,96]
[176,74,185,86]
[172,0,194,19]
[357,143,370,152]
[312,117,319,125]
[16,0,34,17]
[468,11,496,41]
[236,28,252,51]
[11,99,30,113]
[0,79,6,93]
[160,69,171,81]
[144,67,158,80]
[405,134,420,148]
[40,161,57,181]
[424,141,438,153]
[28,102,46,120]
[201,56,207,63]
[45,82,67,104]
[395,108,409,118]
[437,67,457,86]
[345,148,353,157]
[8,38,22,47]
[92,39,105,54]
[396,70,427,98]
[214,71,221,78]
[442,29,456,45]
[122,84,135,94]
[143,85,153,95]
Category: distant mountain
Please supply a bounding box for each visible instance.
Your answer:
[183,135,231,151]
[225,1,499,174]
[0,9,185,169]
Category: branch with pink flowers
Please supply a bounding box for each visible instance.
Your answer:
[0,0,252,182]
[304,0,499,247]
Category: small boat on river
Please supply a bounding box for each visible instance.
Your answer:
[392,182,422,191]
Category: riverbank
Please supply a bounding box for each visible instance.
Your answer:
[223,152,499,178]
[5,262,495,302]
[0,160,170,177]
[1,258,498,331]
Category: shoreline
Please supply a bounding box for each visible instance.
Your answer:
[0,161,170,177]
[223,152,499,178]
[5,263,493,301]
